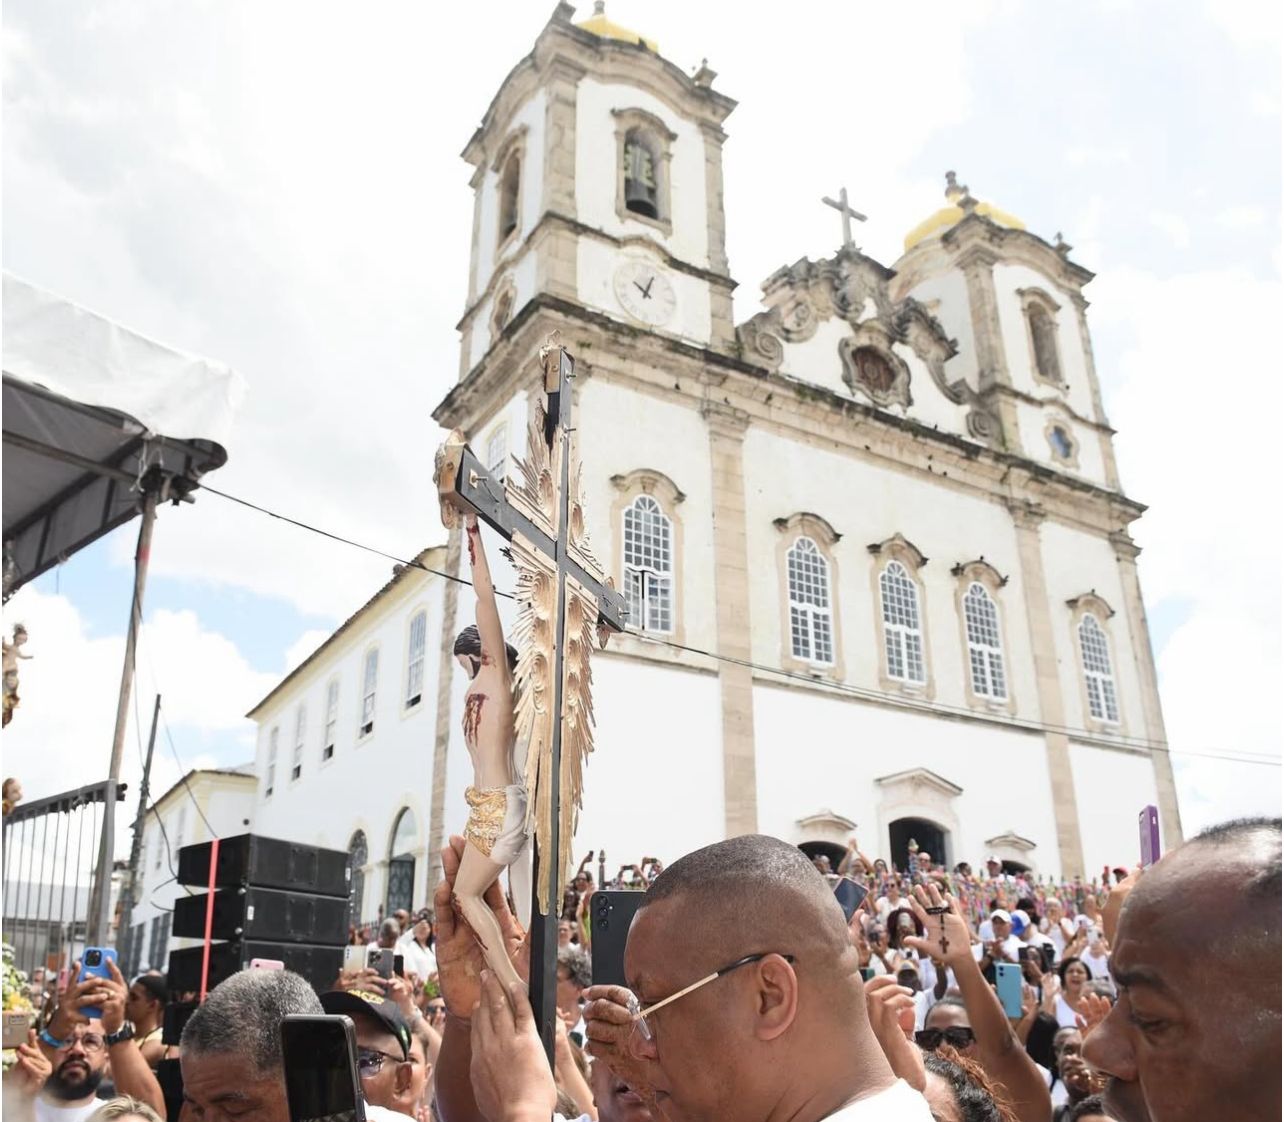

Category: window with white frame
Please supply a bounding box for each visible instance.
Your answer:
[266,726,279,797]
[405,611,427,709]
[786,537,834,665]
[963,582,1007,700]
[360,649,379,737]
[486,425,508,482]
[623,495,673,632]
[880,561,926,683]
[322,679,339,760]
[1078,614,1119,723]
[292,704,306,780]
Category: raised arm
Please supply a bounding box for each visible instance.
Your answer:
[464,515,507,675]
[906,886,1051,1122]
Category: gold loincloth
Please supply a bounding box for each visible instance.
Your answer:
[464,785,509,858]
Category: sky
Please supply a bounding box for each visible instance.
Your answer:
[3,0,1280,862]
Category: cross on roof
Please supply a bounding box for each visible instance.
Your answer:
[822,186,867,250]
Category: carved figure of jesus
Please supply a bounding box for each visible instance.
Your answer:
[451,514,528,991]
[2,624,30,728]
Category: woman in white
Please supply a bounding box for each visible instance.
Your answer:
[1041,897,1075,963]
[1047,956,1092,1028]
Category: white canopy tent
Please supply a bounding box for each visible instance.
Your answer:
[2,272,245,942]
[3,273,244,591]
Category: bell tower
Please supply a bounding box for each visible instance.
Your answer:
[455,2,738,381]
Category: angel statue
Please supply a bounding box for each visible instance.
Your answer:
[448,511,531,992]
[3,623,31,728]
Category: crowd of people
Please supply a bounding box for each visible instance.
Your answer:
[2,817,1278,1122]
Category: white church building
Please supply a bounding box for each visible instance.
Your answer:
[246,2,1182,923]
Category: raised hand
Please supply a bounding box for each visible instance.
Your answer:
[98,958,129,1035]
[434,835,528,1020]
[1075,990,1112,1038]
[10,1028,52,1096]
[469,971,555,1122]
[1102,863,1142,946]
[1040,974,1061,1016]
[863,976,926,1091]
[904,882,972,970]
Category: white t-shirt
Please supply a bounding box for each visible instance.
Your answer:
[395,932,437,981]
[972,934,1022,964]
[1054,993,1081,1028]
[1044,917,1073,961]
[36,1097,101,1122]
[874,895,906,922]
[823,1080,935,1121]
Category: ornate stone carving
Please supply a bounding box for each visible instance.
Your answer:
[839,336,911,409]
[735,312,785,371]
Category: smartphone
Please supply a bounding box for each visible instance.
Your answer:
[860,966,875,982]
[367,948,394,980]
[250,959,285,971]
[3,1010,33,1049]
[78,947,118,1019]
[589,890,648,988]
[994,961,1024,1018]
[1139,805,1161,868]
[393,954,404,979]
[342,946,366,975]
[280,1014,366,1122]
[833,877,870,922]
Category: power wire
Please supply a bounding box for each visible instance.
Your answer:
[194,482,1281,770]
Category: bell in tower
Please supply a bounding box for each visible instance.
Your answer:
[623,129,659,219]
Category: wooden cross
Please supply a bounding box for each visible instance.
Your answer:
[822,186,867,250]
[434,335,628,1061]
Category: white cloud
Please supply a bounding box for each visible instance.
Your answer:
[1088,262,1283,824]
[1,587,274,818]
[1146,211,1191,249]
[284,629,334,676]
[1214,204,1267,229]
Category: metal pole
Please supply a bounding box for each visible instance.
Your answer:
[117,694,160,972]
[90,488,157,944]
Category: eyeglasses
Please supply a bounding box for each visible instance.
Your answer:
[59,1033,106,1054]
[626,953,795,1042]
[915,1026,975,1051]
[356,1048,408,1077]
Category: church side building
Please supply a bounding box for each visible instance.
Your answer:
[247,3,1180,918]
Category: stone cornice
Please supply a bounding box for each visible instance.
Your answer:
[436,294,1148,538]
[456,210,738,333]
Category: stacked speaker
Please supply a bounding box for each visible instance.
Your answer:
[166,833,350,992]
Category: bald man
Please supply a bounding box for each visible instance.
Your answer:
[1083,816,1281,1122]
[583,834,933,1122]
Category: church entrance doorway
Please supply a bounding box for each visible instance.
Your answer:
[798,840,846,875]
[888,816,948,874]
[386,808,417,915]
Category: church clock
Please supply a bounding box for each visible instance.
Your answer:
[613,260,677,327]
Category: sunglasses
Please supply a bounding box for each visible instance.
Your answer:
[915,1026,976,1050]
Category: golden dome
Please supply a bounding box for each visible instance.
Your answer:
[576,1,658,52]
[904,171,1025,252]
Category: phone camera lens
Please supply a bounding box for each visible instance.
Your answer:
[86,951,101,966]
[599,918,609,929]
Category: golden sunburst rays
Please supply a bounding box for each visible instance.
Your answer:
[507,403,560,540]
[554,578,599,910]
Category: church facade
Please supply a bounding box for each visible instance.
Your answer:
[247,3,1181,919]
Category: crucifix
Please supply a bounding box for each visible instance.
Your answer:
[433,332,628,1060]
[822,185,867,250]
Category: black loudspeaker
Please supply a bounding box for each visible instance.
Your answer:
[171,886,349,945]
[166,940,343,994]
[161,1000,198,1046]
[177,834,349,898]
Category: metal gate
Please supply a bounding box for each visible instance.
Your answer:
[2,781,124,979]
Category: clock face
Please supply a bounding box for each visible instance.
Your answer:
[613,261,677,327]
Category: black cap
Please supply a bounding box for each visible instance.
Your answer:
[320,990,411,1059]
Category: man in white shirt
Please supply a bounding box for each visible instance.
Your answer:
[1041,897,1075,963]
[873,878,906,921]
[972,908,1023,983]
[580,835,935,1122]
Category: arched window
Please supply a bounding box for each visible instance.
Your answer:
[963,583,1006,700]
[623,128,659,219]
[1078,614,1119,723]
[359,647,379,738]
[497,153,520,244]
[387,809,417,915]
[787,537,833,665]
[291,703,306,780]
[405,610,427,710]
[623,494,673,633]
[880,561,926,684]
[347,830,368,928]
[265,726,279,798]
[1026,302,1062,384]
[322,678,339,761]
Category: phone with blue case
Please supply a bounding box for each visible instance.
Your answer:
[994,961,1024,1018]
[78,947,118,1019]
